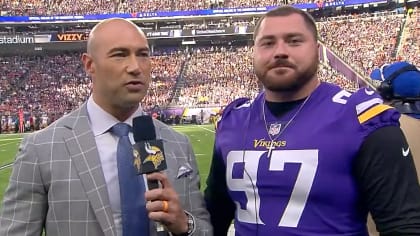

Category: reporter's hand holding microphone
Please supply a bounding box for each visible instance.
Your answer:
[145,172,191,236]
[133,116,194,236]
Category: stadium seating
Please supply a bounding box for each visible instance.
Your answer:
[177,46,259,107]
[2,5,419,132]
[142,52,186,110]
[318,11,405,78]
[397,8,420,66]
[2,0,322,16]
[0,44,360,132]
[0,52,184,127]
[0,53,89,117]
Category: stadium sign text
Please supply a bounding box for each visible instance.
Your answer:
[193,29,226,35]
[146,31,170,37]
[53,32,89,42]
[57,33,87,41]
[0,35,34,44]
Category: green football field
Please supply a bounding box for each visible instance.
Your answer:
[0,124,216,203]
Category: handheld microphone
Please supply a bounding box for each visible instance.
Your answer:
[132,115,168,234]
[133,115,168,186]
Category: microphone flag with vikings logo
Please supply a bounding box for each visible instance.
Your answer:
[133,140,167,173]
[132,115,167,190]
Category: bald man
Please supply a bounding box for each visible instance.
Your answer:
[0,18,212,236]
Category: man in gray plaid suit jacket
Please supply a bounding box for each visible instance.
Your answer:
[0,18,212,236]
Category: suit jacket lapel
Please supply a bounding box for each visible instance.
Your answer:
[62,104,117,236]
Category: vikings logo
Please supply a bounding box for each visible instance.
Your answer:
[268,123,281,136]
[143,142,164,170]
[132,149,141,172]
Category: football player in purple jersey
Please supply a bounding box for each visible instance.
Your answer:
[204,6,420,236]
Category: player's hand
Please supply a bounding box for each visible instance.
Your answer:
[145,172,188,235]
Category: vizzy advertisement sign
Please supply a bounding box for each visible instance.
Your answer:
[52,32,89,42]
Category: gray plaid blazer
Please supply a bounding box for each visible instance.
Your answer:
[0,103,212,236]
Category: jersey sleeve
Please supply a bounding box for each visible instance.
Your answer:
[216,97,251,133]
[348,89,420,233]
[346,88,400,135]
[353,126,420,235]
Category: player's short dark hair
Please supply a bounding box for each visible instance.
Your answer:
[253,6,318,41]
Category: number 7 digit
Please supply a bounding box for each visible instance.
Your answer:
[269,149,319,227]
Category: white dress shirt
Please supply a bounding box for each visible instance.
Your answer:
[86,96,146,236]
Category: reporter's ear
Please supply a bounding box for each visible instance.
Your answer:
[82,53,95,75]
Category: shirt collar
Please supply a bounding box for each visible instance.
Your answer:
[86,96,145,136]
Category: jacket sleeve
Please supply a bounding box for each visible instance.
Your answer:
[182,135,213,236]
[0,134,47,236]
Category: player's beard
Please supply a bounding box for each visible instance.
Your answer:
[255,57,319,92]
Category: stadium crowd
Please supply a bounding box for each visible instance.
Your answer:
[142,52,186,110]
[318,11,405,78]
[1,5,419,132]
[0,52,184,132]
[0,44,360,133]
[177,46,360,107]
[318,63,360,92]
[177,46,259,107]
[0,53,89,127]
[396,8,420,66]
[3,0,342,16]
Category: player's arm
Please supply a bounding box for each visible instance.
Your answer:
[204,144,235,236]
[353,126,420,235]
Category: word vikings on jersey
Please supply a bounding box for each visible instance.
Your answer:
[213,82,399,236]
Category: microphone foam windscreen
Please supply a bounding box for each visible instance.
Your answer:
[133,115,156,142]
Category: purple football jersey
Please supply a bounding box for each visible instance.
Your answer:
[215,82,400,236]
